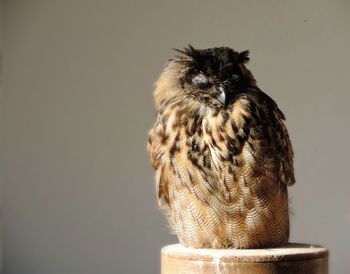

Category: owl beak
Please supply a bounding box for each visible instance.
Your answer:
[217,86,227,105]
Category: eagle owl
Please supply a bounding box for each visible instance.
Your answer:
[147,46,295,249]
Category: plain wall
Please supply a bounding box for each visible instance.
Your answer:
[2,1,350,273]
[0,0,3,271]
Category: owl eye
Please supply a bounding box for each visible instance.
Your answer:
[192,73,211,89]
[231,74,240,82]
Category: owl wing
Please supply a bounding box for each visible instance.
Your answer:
[274,109,295,186]
[243,88,295,187]
[147,115,171,207]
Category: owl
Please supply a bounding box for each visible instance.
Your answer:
[147,46,295,249]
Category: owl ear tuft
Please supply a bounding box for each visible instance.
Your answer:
[173,45,201,62]
[238,50,250,63]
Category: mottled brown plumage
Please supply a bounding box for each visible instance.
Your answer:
[147,46,295,249]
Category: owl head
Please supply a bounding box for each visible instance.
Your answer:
[154,45,257,110]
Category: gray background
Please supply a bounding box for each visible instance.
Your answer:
[1,1,350,273]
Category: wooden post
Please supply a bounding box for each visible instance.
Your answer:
[161,243,328,274]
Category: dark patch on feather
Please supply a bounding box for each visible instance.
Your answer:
[169,132,180,156]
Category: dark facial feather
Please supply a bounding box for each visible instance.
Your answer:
[174,45,256,108]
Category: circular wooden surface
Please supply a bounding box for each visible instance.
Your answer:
[161,243,328,274]
[162,243,328,263]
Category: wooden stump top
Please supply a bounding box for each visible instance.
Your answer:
[161,243,328,274]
